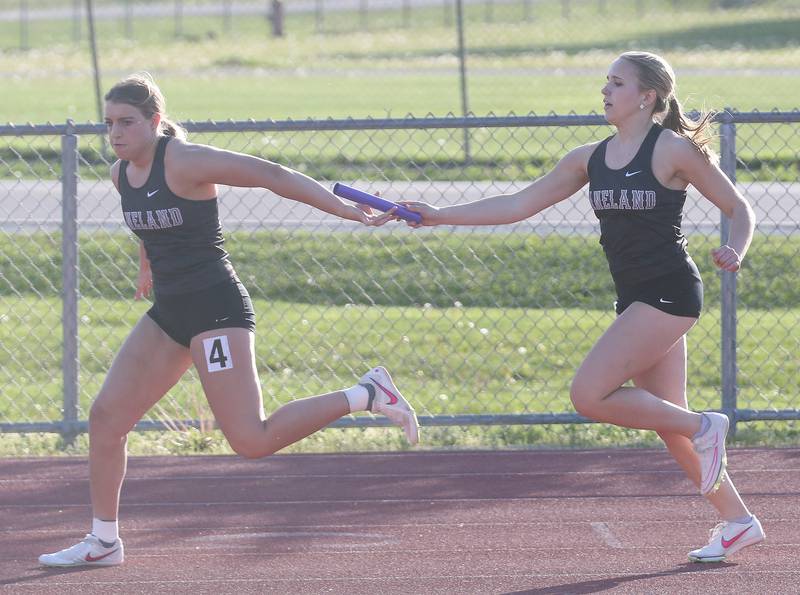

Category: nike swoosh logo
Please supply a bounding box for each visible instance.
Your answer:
[369,377,399,405]
[659,298,674,304]
[85,548,118,562]
[147,189,159,197]
[625,170,642,177]
[721,525,752,549]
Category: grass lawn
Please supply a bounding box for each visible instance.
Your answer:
[1,231,797,453]
[1,0,797,454]
[2,1,798,182]
[1,295,797,454]
[2,1,798,122]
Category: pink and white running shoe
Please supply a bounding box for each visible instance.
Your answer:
[360,366,419,445]
[39,534,124,567]
[688,516,765,563]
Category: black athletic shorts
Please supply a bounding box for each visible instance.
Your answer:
[147,277,256,347]
[614,259,703,318]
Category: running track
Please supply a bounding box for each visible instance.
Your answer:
[1,448,798,593]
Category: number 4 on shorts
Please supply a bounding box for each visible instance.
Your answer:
[202,335,233,373]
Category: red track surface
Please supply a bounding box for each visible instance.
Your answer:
[1,448,798,593]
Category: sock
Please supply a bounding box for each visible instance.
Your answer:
[730,514,753,525]
[343,383,375,413]
[92,517,119,546]
[693,413,711,439]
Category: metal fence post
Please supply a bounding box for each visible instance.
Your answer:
[73,0,82,43]
[454,0,471,162]
[175,0,183,38]
[124,0,133,40]
[718,111,738,435]
[20,0,29,50]
[315,0,323,33]
[61,123,80,444]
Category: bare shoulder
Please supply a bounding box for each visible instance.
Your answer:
[164,138,223,171]
[656,128,702,161]
[165,137,208,160]
[561,141,601,171]
[571,140,602,159]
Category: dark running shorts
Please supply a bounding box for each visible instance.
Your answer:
[147,277,256,347]
[614,259,703,318]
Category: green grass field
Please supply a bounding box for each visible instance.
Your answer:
[2,1,798,184]
[1,298,798,455]
[1,230,797,454]
[1,0,798,454]
[2,1,799,122]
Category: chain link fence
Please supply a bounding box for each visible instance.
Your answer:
[0,111,798,443]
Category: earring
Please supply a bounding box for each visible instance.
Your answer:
[639,103,645,110]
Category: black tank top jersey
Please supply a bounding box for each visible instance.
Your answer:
[119,136,235,294]
[587,124,692,285]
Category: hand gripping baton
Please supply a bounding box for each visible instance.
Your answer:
[332,183,422,224]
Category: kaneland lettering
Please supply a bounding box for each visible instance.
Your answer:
[590,189,656,211]
[123,208,184,231]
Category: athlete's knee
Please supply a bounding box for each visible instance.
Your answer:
[569,375,602,418]
[88,397,127,441]
[225,427,276,459]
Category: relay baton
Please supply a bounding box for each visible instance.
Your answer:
[332,183,422,224]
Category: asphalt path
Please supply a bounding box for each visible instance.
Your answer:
[1,180,797,235]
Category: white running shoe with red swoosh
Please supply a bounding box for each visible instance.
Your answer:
[360,366,419,445]
[688,515,765,562]
[39,534,124,567]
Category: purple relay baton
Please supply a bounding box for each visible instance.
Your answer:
[332,183,422,224]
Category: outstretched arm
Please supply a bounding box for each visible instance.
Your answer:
[403,144,593,226]
[169,142,393,225]
[668,136,755,271]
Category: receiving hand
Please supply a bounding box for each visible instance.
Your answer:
[397,201,441,228]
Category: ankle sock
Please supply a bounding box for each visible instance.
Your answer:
[693,413,711,439]
[344,384,374,412]
[92,517,119,546]
[730,514,753,525]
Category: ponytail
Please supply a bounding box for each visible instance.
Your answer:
[661,96,716,164]
[160,118,187,140]
[619,51,717,163]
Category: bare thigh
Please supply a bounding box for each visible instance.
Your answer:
[189,327,265,445]
[632,335,688,408]
[91,315,193,434]
[571,302,697,403]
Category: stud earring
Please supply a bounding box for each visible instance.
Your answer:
[639,103,645,110]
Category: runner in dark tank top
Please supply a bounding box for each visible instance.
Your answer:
[40,73,420,569]
[397,51,761,563]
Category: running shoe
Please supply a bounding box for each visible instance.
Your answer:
[39,534,124,567]
[688,515,765,563]
[360,366,419,445]
[693,412,729,495]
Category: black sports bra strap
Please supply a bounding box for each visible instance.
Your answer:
[640,124,663,156]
